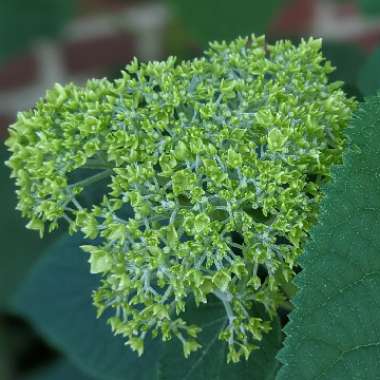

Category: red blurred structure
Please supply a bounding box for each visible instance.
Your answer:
[1,0,380,136]
[0,1,168,136]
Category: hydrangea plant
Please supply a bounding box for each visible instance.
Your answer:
[5,35,355,363]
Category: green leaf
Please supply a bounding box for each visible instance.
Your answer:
[277,95,380,379]
[0,146,56,309]
[26,360,95,380]
[11,234,162,380]
[11,234,282,380]
[0,327,12,380]
[0,0,75,63]
[166,0,284,47]
[160,304,282,380]
[358,47,380,96]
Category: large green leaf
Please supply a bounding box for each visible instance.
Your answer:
[25,360,95,380]
[276,95,380,379]
[0,326,12,380]
[0,0,75,63]
[11,234,282,380]
[358,47,380,97]
[0,147,56,309]
[11,234,161,380]
[160,303,281,380]
[166,0,284,47]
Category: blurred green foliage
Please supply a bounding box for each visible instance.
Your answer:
[323,42,366,99]
[0,0,75,64]
[358,0,380,15]
[358,47,380,96]
[167,0,285,47]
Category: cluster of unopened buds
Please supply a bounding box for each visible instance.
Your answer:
[6,35,355,363]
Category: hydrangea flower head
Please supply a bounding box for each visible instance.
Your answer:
[6,35,355,363]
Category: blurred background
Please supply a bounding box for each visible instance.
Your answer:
[1,1,379,379]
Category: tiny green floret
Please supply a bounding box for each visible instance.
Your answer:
[5,35,356,363]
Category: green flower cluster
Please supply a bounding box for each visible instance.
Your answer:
[6,35,355,363]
